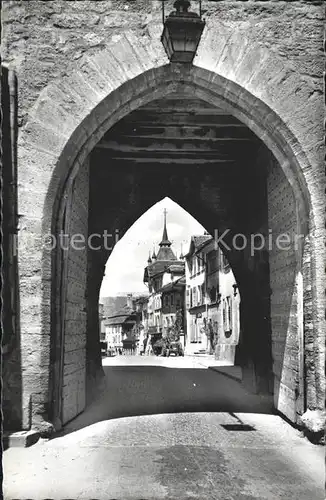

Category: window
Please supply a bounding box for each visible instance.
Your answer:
[223,296,232,333]
[201,284,205,304]
[171,294,174,306]
[190,318,196,342]
[197,254,204,272]
[197,285,202,305]
[165,295,169,307]
[227,297,232,329]
[192,287,197,306]
[209,286,217,303]
[221,252,230,272]
[207,250,217,274]
[186,288,190,309]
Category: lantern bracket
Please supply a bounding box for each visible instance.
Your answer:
[161,0,203,23]
[160,0,206,64]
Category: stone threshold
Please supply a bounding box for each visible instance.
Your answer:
[3,429,40,449]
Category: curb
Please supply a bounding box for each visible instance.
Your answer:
[207,365,242,383]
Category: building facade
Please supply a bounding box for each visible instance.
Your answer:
[102,294,148,354]
[161,276,186,348]
[184,235,240,362]
[104,308,139,354]
[104,320,123,353]
[143,212,186,352]
[133,296,148,355]
[98,301,105,343]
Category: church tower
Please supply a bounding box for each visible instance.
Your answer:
[156,208,177,262]
[143,209,183,291]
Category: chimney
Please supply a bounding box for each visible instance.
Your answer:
[127,293,133,310]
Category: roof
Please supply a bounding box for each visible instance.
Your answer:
[159,209,171,247]
[104,315,130,326]
[159,276,186,293]
[144,258,185,283]
[167,263,185,273]
[144,210,178,284]
[104,308,137,326]
[156,246,177,261]
[193,235,212,250]
[184,234,212,258]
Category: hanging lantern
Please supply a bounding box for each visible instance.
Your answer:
[161,0,205,64]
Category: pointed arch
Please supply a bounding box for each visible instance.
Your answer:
[17,31,323,432]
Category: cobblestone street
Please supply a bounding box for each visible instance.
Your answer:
[3,357,324,500]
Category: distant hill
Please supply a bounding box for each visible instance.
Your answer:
[101,296,128,318]
[101,293,148,318]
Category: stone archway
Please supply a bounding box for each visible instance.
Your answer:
[18,31,323,434]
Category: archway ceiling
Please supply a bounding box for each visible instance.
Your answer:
[94,94,261,165]
[88,95,268,279]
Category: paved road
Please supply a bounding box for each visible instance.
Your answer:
[3,356,324,500]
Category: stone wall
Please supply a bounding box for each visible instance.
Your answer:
[1,65,22,430]
[2,1,323,138]
[1,0,324,430]
[61,158,89,425]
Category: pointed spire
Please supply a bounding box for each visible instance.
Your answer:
[159,208,171,247]
[147,251,152,264]
[180,243,184,260]
[152,246,157,260]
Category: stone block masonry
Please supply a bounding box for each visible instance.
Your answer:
[61,158,89,425]
[267,153,302,422]
[1,0,324,435]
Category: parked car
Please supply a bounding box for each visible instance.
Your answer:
[166,341,184,357]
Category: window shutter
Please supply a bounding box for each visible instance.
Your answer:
[186,289,190,309]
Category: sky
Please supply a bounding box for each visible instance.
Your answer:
[99,197,206,298]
